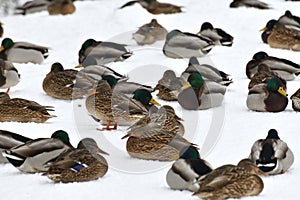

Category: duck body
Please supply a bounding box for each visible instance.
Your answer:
[0,130,32,163]
[246,51,300,81]
[133,19,168,45]
[78,39,132,66]
[48,0,76,15]
[249,129,294,175]
[0,92,56,123]
[291,88,300,111]
[246,78,288,112]
[0,22,3,38]
[15,0,51,15]
[0,59,20,92]
[163,30,214,58]
[230,0,270,9]
[0,38,48,64]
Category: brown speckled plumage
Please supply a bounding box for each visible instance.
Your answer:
[291,88,300,111]
[48,0,76,15]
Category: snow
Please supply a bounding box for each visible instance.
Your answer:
[0,0,300,199]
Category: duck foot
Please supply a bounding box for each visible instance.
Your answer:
[97,121,118,131]
[5,88,10,94]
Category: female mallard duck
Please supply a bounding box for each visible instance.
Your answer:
[14,0,51,15]
[133,19,168,45]
[0,38,49,64]
[119,0,182,15]
[162,30,214,58]
[166,149,213,192]
[248,64,286,89]
[78,38,132,67]
[194,159,263,200]
[122,126,198,161]
[196,22,234,47]
[181,57,233,86]
[246,77,288,112]
[249,129,294,175]
[229,0,270,9]
[0,59,20,93]
[128,105,184,136]
[178,73,226,110]
[3,130,73,173]
[154,70,184,101]
[48,0,76,15]
[291,88,300,111]
[0,130,32,163]
[85,79,160,130]
[43,138,108,183]
[0,22,3,38]
[0,92,56,123]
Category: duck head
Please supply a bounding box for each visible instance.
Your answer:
[0,38,14,52]
[267,77,287,96]
[133,89,160,107]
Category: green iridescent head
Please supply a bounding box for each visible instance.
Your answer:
[267,77,286,96]
[133,89,160,107]
[187,73,204,89]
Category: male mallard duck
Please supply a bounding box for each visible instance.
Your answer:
[14,0,51,15]
[249,129,294,175]
[181,57,233,86]
[127,105,184,136]
[0,130,31,163]
[85,80,160,130]
[0,22,3,38]
[162,30,214,58]
[229,0,270,9]
[122,125,198,161]
[42,62,89,100]
[248,64,286,89]
[133,19,168,45]
[43,138,108,183]
[178,73,226,110]
[0,59,20,93]
[119,0,182,15]
[166,148,213,192]
[154,70,184,101]
[246,51,300,80]
[48,0,75,15]
[197,22,234,47]
[246,77,288,112]
[277,10,300,29]
[194,159,263,200]
[3,130,73,173]
[0,92,56,123]
[0,38,49,64]
[291,88,300,111]
[78,38,132,66]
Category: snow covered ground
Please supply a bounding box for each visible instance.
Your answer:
[0,0,300,199]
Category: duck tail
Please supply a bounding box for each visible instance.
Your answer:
[121,52,133,60]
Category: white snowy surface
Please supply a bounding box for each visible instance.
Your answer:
[0,0,300,199]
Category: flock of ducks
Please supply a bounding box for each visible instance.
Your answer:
[0,0,299,199]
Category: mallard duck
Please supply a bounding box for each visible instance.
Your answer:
[0,59,20,93]
[3,130,73,173]
[133,19,168,45]
[48,0,75,15]
[178,73,226,110]
[127,105,184,136]
[181,57,233,86]
[0,22,3,38]
[246,51,300,80]
[194,159,263,200]
[119,0,182,15]
[166,149,213,192]
[43,138,108,183]
[197,22,234,47]
[122,125,198,161]
[0,92,56,123]
[277,10,300,30]
[78,39,132,67]
[249,129,294,175]
[154,70,184,101]
[14,0,51,15]
[42,62,88,100]
[246,77,288,112]
[163,30,214,58]
[0,38,49,64]
[85,80,160,130]
[248,64,286,89]
[0,130,32,163]
[291,88,300,111]
[229,0,270,9]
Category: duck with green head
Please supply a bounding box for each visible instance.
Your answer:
[0,38,49,64]
[246,77,288,112]
[166,147,213,192]
[178,73,226,110]
[3,130,73,173]
[85,77,160,130]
